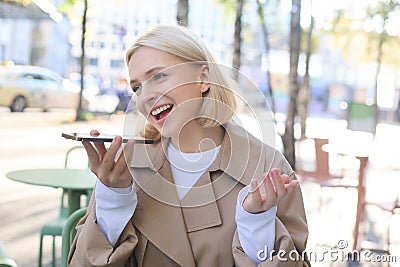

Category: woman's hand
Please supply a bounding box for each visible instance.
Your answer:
[82,130,135,188]
[242,168,299,214]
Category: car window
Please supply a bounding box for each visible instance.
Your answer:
[35,75,47,80]
[41,75,58,83]
[20,73,36,80]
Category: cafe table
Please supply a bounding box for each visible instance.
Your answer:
[6,168,97,216]
[320,131,373,251]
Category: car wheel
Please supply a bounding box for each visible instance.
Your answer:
[10,96,27,112]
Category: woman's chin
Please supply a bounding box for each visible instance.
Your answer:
[159,124,179,138]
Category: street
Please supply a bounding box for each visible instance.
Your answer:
[1,108,399,266]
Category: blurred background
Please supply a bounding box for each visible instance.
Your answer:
[1,0,400,266]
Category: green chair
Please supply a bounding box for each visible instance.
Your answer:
[61,208,87,267]
[0,241,17,267]
[38,146,89,267]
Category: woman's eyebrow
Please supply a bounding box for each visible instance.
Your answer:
[130,66,165,85]
[145,66,164,77]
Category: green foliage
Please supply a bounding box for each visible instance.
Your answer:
[328,0,400,64]
[214,0,236,23]
[58,0,79,18]
[75,110,94,121]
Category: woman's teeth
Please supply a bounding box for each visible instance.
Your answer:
[151,104,172,116]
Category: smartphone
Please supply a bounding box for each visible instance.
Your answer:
[62,133,154,144]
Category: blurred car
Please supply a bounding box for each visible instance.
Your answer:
[0,65,82,112]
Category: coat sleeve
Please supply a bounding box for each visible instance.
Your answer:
[232,151,310,267]
[68,190,138,267]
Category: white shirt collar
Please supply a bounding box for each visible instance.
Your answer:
[167,142,221,173]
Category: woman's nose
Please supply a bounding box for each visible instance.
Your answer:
[137,84,160,108]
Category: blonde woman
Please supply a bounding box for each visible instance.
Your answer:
[70,25,310,266]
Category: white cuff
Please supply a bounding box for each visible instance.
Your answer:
[235,185,277,265]
[95,178,137,246]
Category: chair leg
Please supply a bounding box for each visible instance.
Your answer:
[38,234,44,267]
[52,236,56,267]
[387,210,395,259]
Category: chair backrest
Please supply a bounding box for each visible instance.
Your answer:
[0,241,17,267]
[61,207,88,267]
[64,146,89,169]
[62,146,90,217]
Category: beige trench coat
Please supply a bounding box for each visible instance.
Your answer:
[68,122,310,267]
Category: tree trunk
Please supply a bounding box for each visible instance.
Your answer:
[256,0,275,114]
[298,16,313,140]
[232,0,243,80]
[75,0,87,121]
[282,0,301,169]
[177,0,189,26]
[372,36,383,134]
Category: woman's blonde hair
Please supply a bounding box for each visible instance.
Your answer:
[126,25,238,140]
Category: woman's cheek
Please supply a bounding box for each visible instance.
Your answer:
[135,100,146,116]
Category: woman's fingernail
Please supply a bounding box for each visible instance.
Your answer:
[114,136,121,145]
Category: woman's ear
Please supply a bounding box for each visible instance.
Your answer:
[200,65,210,94]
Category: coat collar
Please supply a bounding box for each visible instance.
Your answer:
[130,121,267,187]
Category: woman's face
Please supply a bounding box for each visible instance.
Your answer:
[128,46,209,137]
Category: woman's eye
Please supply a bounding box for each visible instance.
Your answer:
[153,73,166,81]
[132,85,142,93]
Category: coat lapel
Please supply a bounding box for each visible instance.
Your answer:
[209,122,267,187]
[132,166,196,266]
[180,170,222,232]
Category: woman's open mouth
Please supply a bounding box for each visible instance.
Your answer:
[150,104,174,124]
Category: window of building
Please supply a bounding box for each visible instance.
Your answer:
[110,59,123,68]
[89,58,98,66]
[113,25,119,35]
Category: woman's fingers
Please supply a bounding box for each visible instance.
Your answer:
[263,174,276,203]
[244,169,300,214]
[90,130,107,160]
[110,140,135,188]
[285,180,300,192]
[113,139,135,175]
[270,168,287,199]
[257,174,267,198]
[101,136,122,170]
[82,133,138,189]
[90,130,100,136]
[82,141,100,171]
[281,173,290,184]
[93,142,107,161]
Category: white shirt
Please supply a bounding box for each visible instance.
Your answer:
[96,143,276,264]
[167,142,220,200]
